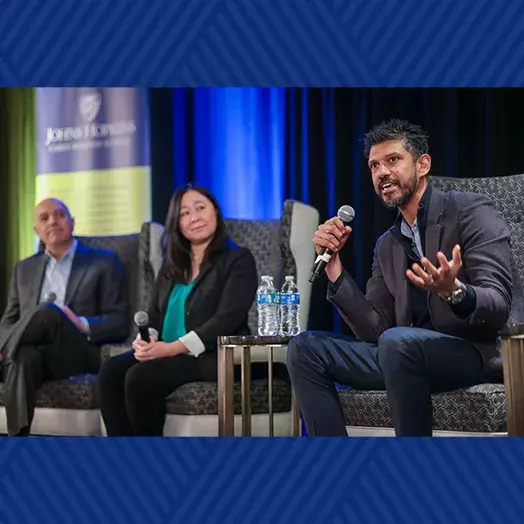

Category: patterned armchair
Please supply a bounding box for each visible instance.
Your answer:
[338,174,524,436]
[0,233,141,436]
[134,200,320,436]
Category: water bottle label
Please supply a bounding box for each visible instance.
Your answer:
[257,293,278,305]
[280,293,300,305]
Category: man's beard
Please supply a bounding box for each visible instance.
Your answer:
[377,171,419,210]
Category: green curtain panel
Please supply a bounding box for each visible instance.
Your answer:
[0,88,37,312]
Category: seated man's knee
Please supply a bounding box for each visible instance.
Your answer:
[287,332,308,370]
[34,303,63,323]
[377,327,423,369]
[15,344,42,367]
[286,331,331,372]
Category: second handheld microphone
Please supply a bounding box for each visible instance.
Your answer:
[134,311,151,343]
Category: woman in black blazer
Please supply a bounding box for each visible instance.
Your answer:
[98,185,258,436]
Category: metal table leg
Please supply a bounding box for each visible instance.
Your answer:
[218,343,235,436]
[268,345,274,437]
[241,346,252,436]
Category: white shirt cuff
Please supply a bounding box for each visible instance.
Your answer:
[78,317,90,335]
[179,331,205,357]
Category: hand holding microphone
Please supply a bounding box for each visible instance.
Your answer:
[132,311,158,348]
[310,205,355,283]
[132,310,178,361]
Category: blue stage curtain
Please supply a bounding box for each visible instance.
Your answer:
[190,88,285,220]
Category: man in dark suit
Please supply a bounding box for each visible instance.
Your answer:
[287,119,514,437]
[0,198,129,436]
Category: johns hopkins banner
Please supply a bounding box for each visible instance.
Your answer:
[36,88,151,236]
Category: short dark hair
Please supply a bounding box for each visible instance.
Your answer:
[363,119,429,161]
[163,184,228,284]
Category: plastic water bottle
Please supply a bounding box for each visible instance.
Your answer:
[257,275,279,336]
[280,275,300,335]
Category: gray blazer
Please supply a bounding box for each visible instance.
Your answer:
[0,242,129,359]
[328,187,513,381]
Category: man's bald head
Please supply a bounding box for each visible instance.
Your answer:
[34,198,71,220]
[34,198,75,253]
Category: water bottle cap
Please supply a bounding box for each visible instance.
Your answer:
[285,275,294,281]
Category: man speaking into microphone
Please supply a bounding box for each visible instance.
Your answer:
[287,119,515,437]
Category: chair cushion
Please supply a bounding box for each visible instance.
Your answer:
[338,384,506,433]
[165,379,292,416]
[224,219,284,333]
[0,375,100,410]
[0,375,293,414]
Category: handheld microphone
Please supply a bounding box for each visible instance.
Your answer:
[134,311,151,343]
[309,205,355,283]
[43,292,57,303]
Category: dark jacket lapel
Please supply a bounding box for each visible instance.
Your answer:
[29,253,48,306]
[155,257,216,336]
[65,243,90,306]
[187,259,214,301]
[424,187,446,266]
[389,184,446,326]
[161,259,215,310]
[391,238,412,325]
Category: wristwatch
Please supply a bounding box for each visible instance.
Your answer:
[444,281,467,305]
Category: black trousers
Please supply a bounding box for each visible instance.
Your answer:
[287,327,485,437]
[98,348,291,436]
[98,350,205,436]
[1,303,99,436]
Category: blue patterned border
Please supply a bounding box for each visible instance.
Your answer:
[0,0,522,86]
[1,437,523,523]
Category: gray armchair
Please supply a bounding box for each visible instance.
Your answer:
[133,200,320,436]
[0,233,141,436]
[339,173,524,436]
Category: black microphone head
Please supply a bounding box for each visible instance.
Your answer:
[337,205,355,225]
[134,311,149,327]
[44,292,57,303]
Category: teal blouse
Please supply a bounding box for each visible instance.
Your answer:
[161,281,195,343]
